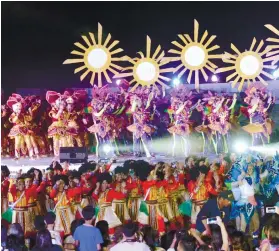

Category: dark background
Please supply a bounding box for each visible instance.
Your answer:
[2,1,279,99]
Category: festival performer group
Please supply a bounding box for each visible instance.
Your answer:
[1,82,275,160]
[2,151,279,239]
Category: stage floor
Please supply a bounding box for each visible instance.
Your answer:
[1,152,214,174]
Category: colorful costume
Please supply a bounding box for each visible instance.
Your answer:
[241,84,274,146]
[168,86,197,157]
[1,166,10,214]
[7,94,38,160]
[92,173,124,234]
[88,86,116,158]
[127,87,156,157]
[188,167,218,225]
[9,176,40,235]
[1,104,13,157]
[46,91,69,157]
[50,175,75,235]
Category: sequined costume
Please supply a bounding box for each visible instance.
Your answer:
[46,91,70,157]
[241,84,274,146]
[1,104,13,157]
[7,94,38,160]
[168,86,197,157]
[127,87,157,157]
[50,175,75,235]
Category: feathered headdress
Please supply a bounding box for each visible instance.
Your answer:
[6,93,25,109]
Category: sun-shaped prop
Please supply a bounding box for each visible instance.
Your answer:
[63,23,124,87]
[167,19,222,90]
[113,36,174,91]
[265,24,279,65]
[215,38,276,91]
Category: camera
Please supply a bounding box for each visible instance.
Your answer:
[206,217,217,224]
[266,207,276,213]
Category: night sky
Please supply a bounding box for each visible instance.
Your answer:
[2,1,279,97]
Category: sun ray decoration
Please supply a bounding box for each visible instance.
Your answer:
[63,23,124,87]
[113,36,174,91]
[265,24,279,65]
[167,19,223,90]
[215,38,275,91]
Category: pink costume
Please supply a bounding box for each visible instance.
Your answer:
[242,84,274,146]
[63,90,88,147]
[6,94,38,160]
[202,91,236,154]
[46,91,69,157]
[167,86,196,157]
[127,86,156,158]
[88,86,115,158]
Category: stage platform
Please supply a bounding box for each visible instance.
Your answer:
[1,152,215,174]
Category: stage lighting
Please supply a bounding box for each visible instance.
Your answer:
[103,144,112,155]
[234,141,249,153]
[116,79,121,85]
[173,78,180,86]
[273,68,279,79]
[211,75,218,82]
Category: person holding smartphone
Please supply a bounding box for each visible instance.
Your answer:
[196,190,234,236]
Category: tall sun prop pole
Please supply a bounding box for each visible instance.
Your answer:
[215,38,276,92]
[167,19,223,91]
[63,23,125,87]
[265,24,279,65]
[115,36,173,157]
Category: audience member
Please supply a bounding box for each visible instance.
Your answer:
[73,206,103,251]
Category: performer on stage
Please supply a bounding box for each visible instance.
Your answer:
[242,84,274,146]
[88,86,115,158]
[7,94,38,160]
[46,91,69,157]
[64,90,87,147]
[1,104,13,157]
[168,86,198,157]
[25,95,47,157]
[127,87,156,158]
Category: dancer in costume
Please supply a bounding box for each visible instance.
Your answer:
[88,86,115,158]
[92,172,124,235]
[242,84,274,146]
[195,95,214,155]
[188,165,218,225]
[259,152,279,207]
[25,95,47,157]
[7,94,38,160]
[127,87,156,158]
[37,166,55,212]
[46,91,69,157]
[168,86,198,157]
[67,171,83,219]
[111,166,131,223]
[50,174,75,235]
[203,92,237,154]
[1,104,13,157]
[137,168,169,235]
[123,160,144,222]
[64,90,87,147]
[225,154,262,235]
[9,172,40,235]
[1,165,10,214]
